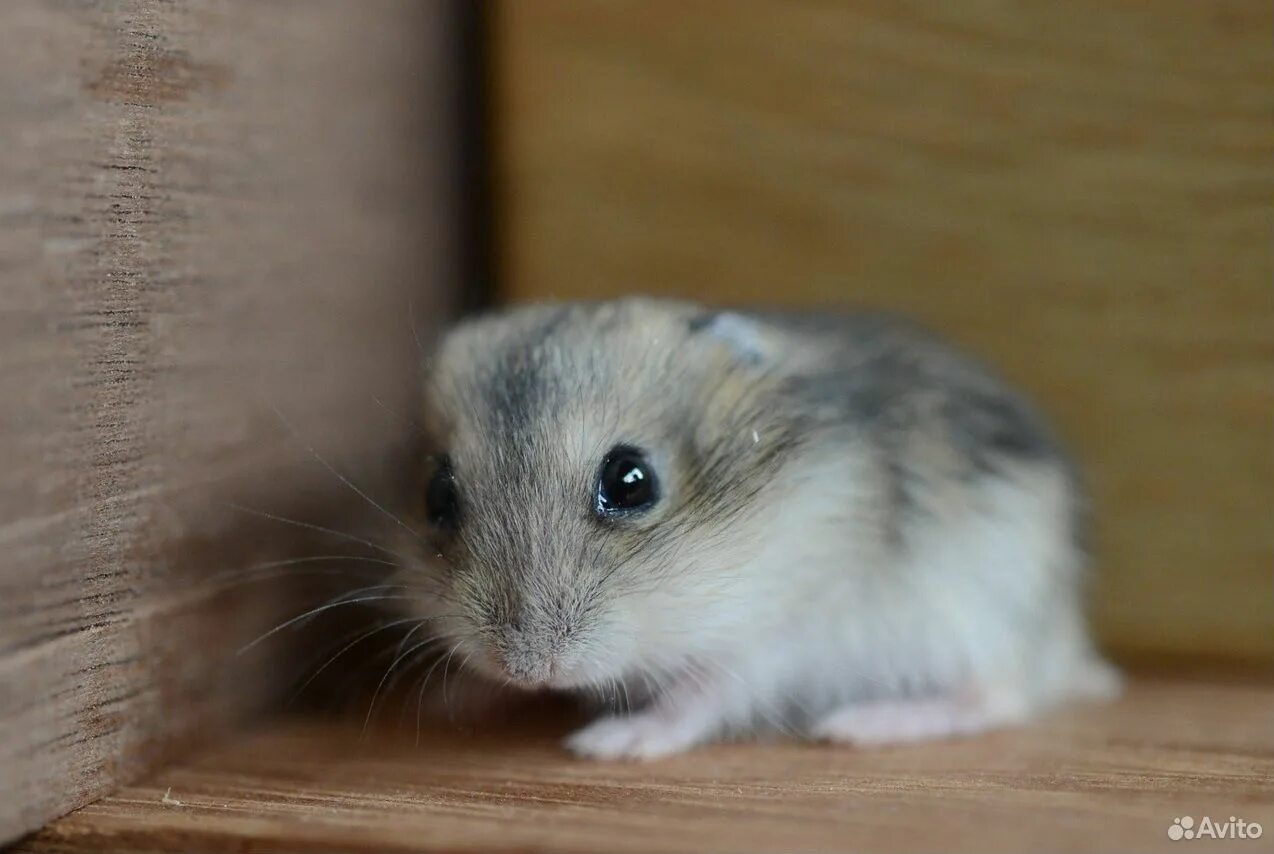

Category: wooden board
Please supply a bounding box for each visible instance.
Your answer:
[0,0,456,842]
[19,676,1274,853]
[490,1,1274,662]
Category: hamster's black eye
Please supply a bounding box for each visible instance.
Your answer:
[425,456,459,529]
[596,445,658,517]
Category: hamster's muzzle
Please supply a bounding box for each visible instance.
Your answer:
[482,617,579,689]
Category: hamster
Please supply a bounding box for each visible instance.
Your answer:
[396,298,1119,759]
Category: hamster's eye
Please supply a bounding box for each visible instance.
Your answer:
[425,456,459,529]
[596,445,658,517]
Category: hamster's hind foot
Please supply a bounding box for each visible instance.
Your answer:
[811,686,1030,746]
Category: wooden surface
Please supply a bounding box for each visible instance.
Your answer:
[0,0,456,842]
[491,1,1274,662]
[20,676,1274,853]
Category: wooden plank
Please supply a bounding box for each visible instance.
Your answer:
[0,0,456,841]
[20,676,1274,853]
[491,1,1274,661]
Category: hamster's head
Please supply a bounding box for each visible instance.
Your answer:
[400,299,804,691]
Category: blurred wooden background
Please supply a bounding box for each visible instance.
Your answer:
[491,1,1274,663]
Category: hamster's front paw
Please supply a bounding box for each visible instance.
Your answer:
[565,710,710,760]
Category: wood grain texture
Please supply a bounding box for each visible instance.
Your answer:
[0,0,456,842]
[492,2,1274,661]
[19,676,1274,853]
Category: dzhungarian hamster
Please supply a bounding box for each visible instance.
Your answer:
[396,298,1118,759]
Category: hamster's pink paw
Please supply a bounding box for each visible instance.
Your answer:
[565,711,705,760]
[811,689,1028,745]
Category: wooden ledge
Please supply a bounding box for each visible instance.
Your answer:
[20,676,1274,853]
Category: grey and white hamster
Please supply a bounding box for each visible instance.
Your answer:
[396,298,1119,759]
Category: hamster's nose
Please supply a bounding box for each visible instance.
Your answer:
[495,648,556,687]
[491,626,559,687]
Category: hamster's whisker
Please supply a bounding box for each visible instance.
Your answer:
[300,582,445,628]
[201,555,400,591]
[414,648,453,746]
[228,502,416,563]
[394,644,466,734]
[363,629,444,735]
[337,628,423,704]
[371,393,426,435]
[287,616,424,705]
[266,400,427,545]
[440,644,461,716]
[393,618,434,658]
[394,653,435,731]
[317,583,412,611]
[455,651,475,701]
[238,594,424,655]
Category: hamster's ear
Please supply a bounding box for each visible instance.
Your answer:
[687,311,769,366]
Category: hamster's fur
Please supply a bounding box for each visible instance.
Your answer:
[397,298,1119,759]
